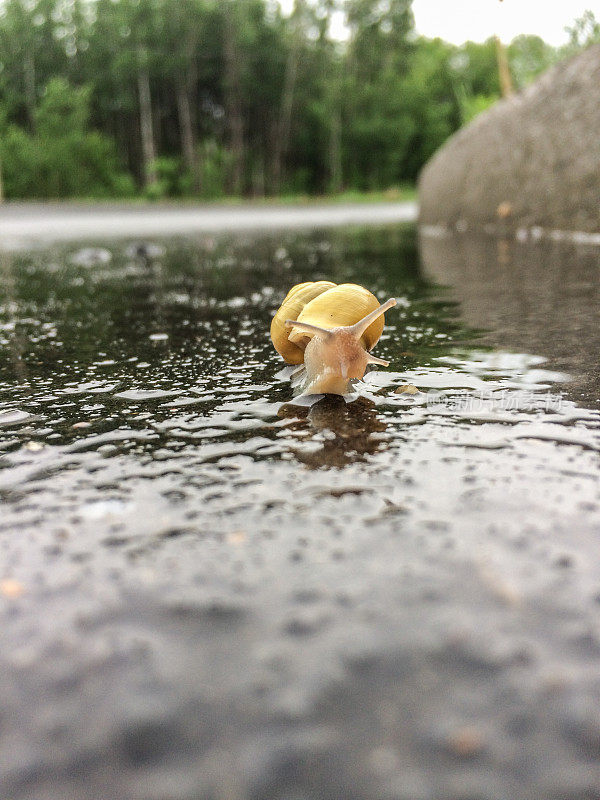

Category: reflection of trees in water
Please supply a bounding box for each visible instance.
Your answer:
[419,231,600,407]
[278,395,387,468]
[0,252,28,384]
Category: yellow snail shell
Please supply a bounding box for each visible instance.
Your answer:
[270,282,396,395]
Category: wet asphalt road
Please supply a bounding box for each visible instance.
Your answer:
[0,216,600,800]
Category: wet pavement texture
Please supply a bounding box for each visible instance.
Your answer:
[1,224,600,800]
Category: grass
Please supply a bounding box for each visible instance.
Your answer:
[235,185,418,205]
[0,185,417,208]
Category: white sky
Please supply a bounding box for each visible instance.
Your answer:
[278,0,600,45]
[412,0,600,45]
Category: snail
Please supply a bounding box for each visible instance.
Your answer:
[271,282,396,395]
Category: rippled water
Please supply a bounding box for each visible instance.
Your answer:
[1,224,600,800]
[1,227,598,510]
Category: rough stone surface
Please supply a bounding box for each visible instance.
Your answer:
[418,44,600,234]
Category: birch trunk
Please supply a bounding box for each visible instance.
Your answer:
[176,78,201,193]
[495,36,513,97]
[223,5,245,195]
[328,104,342,193]
[24,54,36,132]
[273,39,299,194]
[137,61,158,190]
[272,0,305,194]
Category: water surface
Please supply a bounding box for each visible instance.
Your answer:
[1,224,599,800]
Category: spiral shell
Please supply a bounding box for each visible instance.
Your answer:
[270,281,335,364]
[271,282,384,365]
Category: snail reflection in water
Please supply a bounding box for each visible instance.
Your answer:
[278,395,387,468]
[271,282,396,396]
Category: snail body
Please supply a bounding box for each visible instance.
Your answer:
[271,282,396,395]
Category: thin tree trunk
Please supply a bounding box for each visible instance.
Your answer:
[328,103,342,194]
[176,78,201,193]
[268,118,279,194]
[137,58,158,190]
[273,42,298,194]
[495,35,513,97]
[223,3,245,195]
[252,152,265,198]
[24,54,36,132]
[273,0,305,194]
[326,45,343,194]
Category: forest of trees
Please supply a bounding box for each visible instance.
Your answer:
[0,0,596,200]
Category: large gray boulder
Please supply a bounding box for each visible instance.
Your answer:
[418,44,600,234]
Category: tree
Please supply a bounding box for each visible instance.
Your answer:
[222,0,245,194]
[508,35,557,89]
[342,0,417,189]
[564,10,600,53]
[0,0,578,200]
[0,77,132,198]
[0,0,68,131]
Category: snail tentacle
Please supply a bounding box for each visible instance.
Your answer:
[284,319,333,337]
[366,354,390,367]
[347,298,397,340]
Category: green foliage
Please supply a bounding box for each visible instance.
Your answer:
[0,78,134,198]
[199,140,235,199]
[399,36,460,179]
[459,38,501,97]
[461,93,498,124]
[564,10,600,53]
[508,35,558,88]
[144,157,186,200]
[0,0,569,200]
[37,78,92,139]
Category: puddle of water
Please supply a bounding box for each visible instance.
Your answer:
[0,224,599,545]
[420,229,600,408]
[1,224,600,800]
